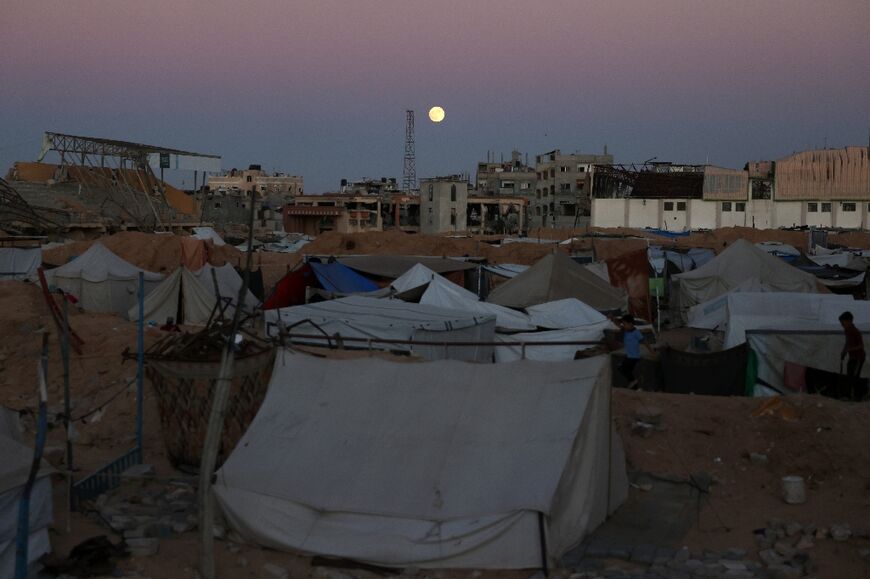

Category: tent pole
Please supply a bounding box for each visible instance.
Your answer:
[61,294,73,530]
[136,272,144,455]
[537,511,549,576]
[198,193,257,579]
[15,334,49,579]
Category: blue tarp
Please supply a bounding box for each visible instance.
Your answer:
[645,228,691,238]
[309,261,380,293]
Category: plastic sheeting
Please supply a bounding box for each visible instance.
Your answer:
[390,263,438,293]
[494,323,613,362]
[674,239,819,316]
[214,351,627,568]
[526,298,608,330]
[0,247,41,281]
[338,255,476,278]
[46,242,164,315]
[264,296,496,362]
[309,261,380,293]
[660,345,748,396]
[486,252,626,312]
[421,275,536,331]
[191,227,226,246]
[263,264,315,310]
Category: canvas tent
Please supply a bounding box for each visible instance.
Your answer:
[0,247,41,281]
[264,295,496,362]
[673,239,819,318]
[309,260,380,294]
[131,264,259,325]
[420,274,536,331]
[46,242,163,315]
[486,252,626,312]
[0,406,53,578]
[214,351,627,568]
[338,255,476,278]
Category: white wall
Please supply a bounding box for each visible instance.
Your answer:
[834,203,862,229]
[774,202,803,228]
[591,199,628,228]
[627,199,659,229]
[660,199,687,231]
[746,200,773,229]
[689,200,717,229]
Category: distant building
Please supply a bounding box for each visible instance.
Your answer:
[467,195,527,235]
[532,148,613,229]
[420,176,468,234]
[284,194,382,236]
[476,150,536,197]
[339,177,399,197]
[590,146,870,230]
[207,165,303,200]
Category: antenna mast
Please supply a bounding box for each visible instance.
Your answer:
[402,110,417,193]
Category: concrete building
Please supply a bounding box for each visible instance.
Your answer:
[207,165,303,200]
[466,196,527,235]
[420,176,468,234]
[339,177,399,197]
[476,151,536,197]
[284,194,382,236]
[532,148,613,229]
[590,146,870,231]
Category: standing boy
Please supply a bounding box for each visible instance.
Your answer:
[619,314,653,389]
[839,311,865,397]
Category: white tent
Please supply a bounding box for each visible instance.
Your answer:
[131,264,259,325]
[673,239,819,317]
[420,275,536,331]
[46,243,163,315]
[264,295,496,362]
[0,248,41,281]
[526,298,608,329]
[0,407,53,578]
[755,241,801,257]
[390,262,438,294]
[214,351,627,569]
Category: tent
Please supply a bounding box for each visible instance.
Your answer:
[214,351,627,569]
[264,296,496,362]
[46,242,163,315]
[0,247,41,281]
[390,262,439,294]
[131,264,259,325]
[0,406,53,578]
[420,274,536,331]
[309,260,380,294]
[673,239,819,316]
[263,264,316,310]
[486,252,626,312]
[526,298,609,330]
[338,255,476,278]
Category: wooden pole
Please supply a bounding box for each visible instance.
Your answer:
[61,295,73,529]
[198,194,257,579]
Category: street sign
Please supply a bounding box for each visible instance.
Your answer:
[159,153,170,169]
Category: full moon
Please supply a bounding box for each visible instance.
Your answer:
[428,106,445,123]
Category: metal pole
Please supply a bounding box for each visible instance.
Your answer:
[136,272,144,456]
[60,294,73,526]
[15,334,49,579]
[199,194,257,579]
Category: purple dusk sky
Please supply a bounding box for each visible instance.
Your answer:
[1,0,868,192]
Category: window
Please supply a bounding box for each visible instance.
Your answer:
[450,208,457,225]
[520,182,530,190]
[559,166,569,173]
[428,207,433,224]
[550,185,555,195]
[577,165,586,172]
[549,169,555,178]
[807,202,818,213]
[543,205,548,215]
[821,202,832,213]
[843,202,856,212]
[428,184,433,202]
[751,181,772,200]
[246,176,252,183]
[663,201,674,211]
[450,184,456,202]
[213,202,222,208]
[722,202,732,212]
[536,189,541,199]
[560,183,571,192]
[535,206,541,216]
[676,201,687,211]
[736,202,746,212]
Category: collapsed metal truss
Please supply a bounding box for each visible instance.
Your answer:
[36,132,217,231]
[0,177,68,234]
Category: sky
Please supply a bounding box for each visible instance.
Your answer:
[1,0,868,193]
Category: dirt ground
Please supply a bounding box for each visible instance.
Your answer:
[6,228,870,577]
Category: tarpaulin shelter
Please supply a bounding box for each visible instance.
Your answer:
[660,345,748,396]
[421,274,536,331]
[263,264,316,310]
[390,263,439,294]
[131,264,259,325]
[0,247,41,281]
[673,239,820,318]
[0,406,53,578]
[181,237,208,270]
[264,295,496,362]
[486,252,626,312]
[309,260,379,293]
[337,255,476,278]
[214,351,627,569]
[606,249,651,320]
[526,298,609,330]
[46,242,163,315]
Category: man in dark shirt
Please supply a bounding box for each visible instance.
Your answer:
[839,311,864,397]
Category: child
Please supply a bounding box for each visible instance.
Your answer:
[619,314,653,389]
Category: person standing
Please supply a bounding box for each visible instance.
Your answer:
[618,314,653,389]
[839,311,865,398]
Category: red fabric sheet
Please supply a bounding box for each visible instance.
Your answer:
[605,248,651,320]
